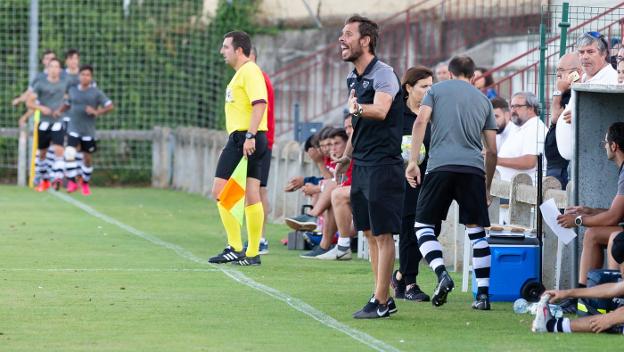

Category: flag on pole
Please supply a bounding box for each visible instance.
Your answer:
[28,110,40,188]
[218,157,247,226]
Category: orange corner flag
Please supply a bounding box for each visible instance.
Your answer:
[218,157,247,226]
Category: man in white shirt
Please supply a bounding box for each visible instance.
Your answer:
[491,96,518,151]
[557,32,619,160]
[497,92,546,182]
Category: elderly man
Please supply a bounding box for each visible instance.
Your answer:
[557,33,619,162]
[496,92,546,183]
[546,53,581,188]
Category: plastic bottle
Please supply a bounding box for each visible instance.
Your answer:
[513,298,564,318]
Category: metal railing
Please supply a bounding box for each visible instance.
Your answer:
[271,0,543,138]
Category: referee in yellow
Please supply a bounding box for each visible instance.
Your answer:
[209,31,268,266]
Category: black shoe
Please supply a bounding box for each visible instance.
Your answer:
[232,255,261,266]
[431,271,454,307]
[387,297,398,314]
[208,246,245,264]
[353,297,390,319]
[559,297,577,314]
[391,270,405,299]
[405,284,430,302]
[472,293,491,310]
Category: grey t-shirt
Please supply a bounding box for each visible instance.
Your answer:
[421,79,497,173]
[66,85,111,137]
[618,164,624,196]
[32,76,70,124]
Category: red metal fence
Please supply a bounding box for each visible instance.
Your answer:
[271,0,544,138]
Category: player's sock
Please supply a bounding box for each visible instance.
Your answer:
[415,222,446,279]
[81,164,93,183]
[76,152,84,178]
[52,156,64,181]
[35,156,45,182]
[244,202,264,258]
[546,318,572,333]
[468,227,490,296]
[217,203,242,252]
[45,149,54,172]
[337,236,351,251]
[65,155,79,181]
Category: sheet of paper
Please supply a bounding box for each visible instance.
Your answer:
[540,198,577,245]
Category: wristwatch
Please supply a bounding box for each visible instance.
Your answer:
[553,90,562,97]
[353,103,363,118]
[245,132,256,139]
[575,215,583,227]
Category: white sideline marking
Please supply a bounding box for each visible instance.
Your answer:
[52,192,400,352]
[0,268,220,273]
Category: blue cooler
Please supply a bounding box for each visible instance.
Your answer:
[472,236,540,302]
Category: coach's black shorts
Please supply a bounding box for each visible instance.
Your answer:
[350,163,404,236]
[215,131,267,181]
[67,132,97,153]
[415,171,490,227]
[260,148,272,187]
[37,120,64,149]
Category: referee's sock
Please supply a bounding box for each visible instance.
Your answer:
[415,222,447,280]
[217,203,243,252]
[244,202,264,258]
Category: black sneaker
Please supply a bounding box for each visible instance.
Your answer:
[300,246,329,259]
[472,293,491,310]
[285,214,318,231]
[559,297,577,314]
[367,294,397,315]
[387,297,398,315]
[208,246,245,264]
[405,284,430,302]
[232,255,261,266]
[431,271,454,307]
[353,297,390,319]
[391,270,405,299]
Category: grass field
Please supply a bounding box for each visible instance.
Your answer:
[0,185,619,351]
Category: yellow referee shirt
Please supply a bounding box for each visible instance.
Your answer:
[224,61,268,134]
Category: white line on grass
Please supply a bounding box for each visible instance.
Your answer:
[0,268,220,273]
[52,192,400,352]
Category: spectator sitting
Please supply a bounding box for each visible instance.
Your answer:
[617,59,624,84]
[288,128,350,258]
[546,53,581,188]
[473,67,497,99]
[556,122,624,312]
[532,231,624,334]
[434,62,450,82]
[496,91,546,182]
[317,115,356,260]
[285,126,337,231]
[491,96,518,151]
[284,133,323,192]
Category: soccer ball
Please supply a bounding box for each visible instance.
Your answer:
[401,136,426,165]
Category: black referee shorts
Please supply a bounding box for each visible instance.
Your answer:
[259,148,272,187]
[350,163,404,236]
[215,131,267,181]
[37,120,64,150]
[415,171,490,227]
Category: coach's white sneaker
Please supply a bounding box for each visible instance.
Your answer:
[315,246,352,260]
[531,294,553,333]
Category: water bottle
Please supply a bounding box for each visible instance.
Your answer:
[513,298,563,318]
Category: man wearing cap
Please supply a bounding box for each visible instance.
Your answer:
[531,230,624,334]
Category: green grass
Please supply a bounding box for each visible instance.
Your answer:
[0,185,617,351]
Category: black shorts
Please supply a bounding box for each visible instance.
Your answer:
[350,163,404,236]
[37,120,64,149]
[67,132,97,153]
[215,131,267,181]
[260,148,272,187]
[415,171,490,227]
